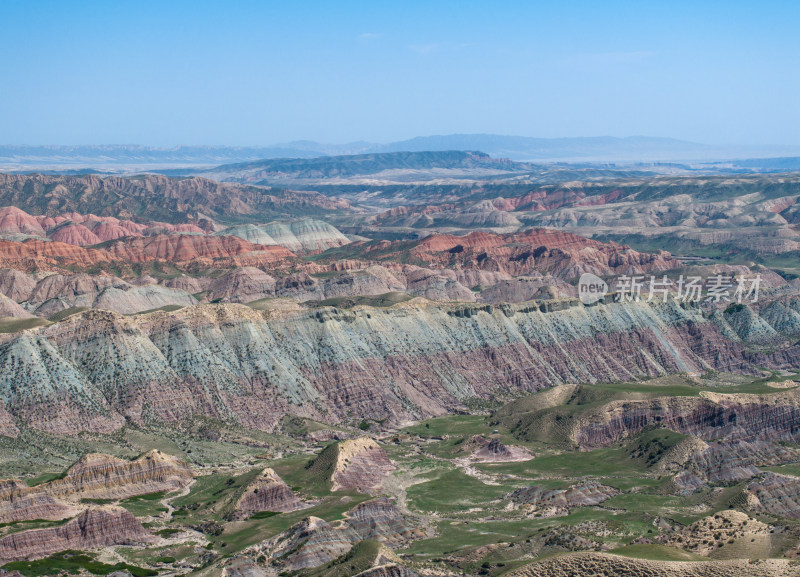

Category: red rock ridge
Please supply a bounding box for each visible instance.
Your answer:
[48,223,102,246]
[0,235,295,272]
[360,229,676,279]
[0,207,46,237]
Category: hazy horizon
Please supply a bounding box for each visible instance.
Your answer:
[2,0,799,147]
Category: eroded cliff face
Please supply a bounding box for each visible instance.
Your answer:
[575,391,800,449]
[0,298,793,435]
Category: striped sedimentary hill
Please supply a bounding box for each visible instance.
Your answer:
[232,467,306,518]
[0,297,797,435]
[0,451,192,523]
[0,506,156,562]
[308,438,395,492]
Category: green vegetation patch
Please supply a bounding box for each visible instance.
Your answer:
[304,291,415,309]
[0,317,49,334]
[120,491,169,517]
[47,306,89,322]
[2,550,157,577]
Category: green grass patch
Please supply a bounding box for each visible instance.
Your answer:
[405,466,514,514]
[24,471,66,487]
[1,550,157,577]
[47,306,89,322]
[304,291,415,309]
[120,491,169,517]
[131,304,185,315]
[0,317,49,333]
[249,510,280,520]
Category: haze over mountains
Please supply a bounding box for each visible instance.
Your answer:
[4,134,800,169]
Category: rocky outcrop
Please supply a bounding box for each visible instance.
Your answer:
[274,266,407,302]
[246,498,421,572]
[215,224,278,247]
[322,267,406,300]
[309,438,395,492]
[344,498,424,546]
[268,516,352,570]
[354,229,677,280]
[682,440,800,486]
[90,284,197,315]
[509,482,619,515]
[0,234,295,274]
[0,239,113,270]
[723,304,782,346]
[105,234,291,263]
[0,268,37,302]
[16,273,196,317]
[471,437,532,462]
[88,219,140,241]
[161,275,210,294]
[233,468,305,517]
[478,275,576,303]
[0,506,156,561]
[0,331,126,435]
[760,298,800,338]
[26,273,126,305]
[402,267,476,301]
[666,510,771,556]
[747,472,800,519]
[206,267,276,303]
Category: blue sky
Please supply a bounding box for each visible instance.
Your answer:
[1,0,799,146]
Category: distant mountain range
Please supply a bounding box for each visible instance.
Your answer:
[4,135,800,168]
[176,150,528,185]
